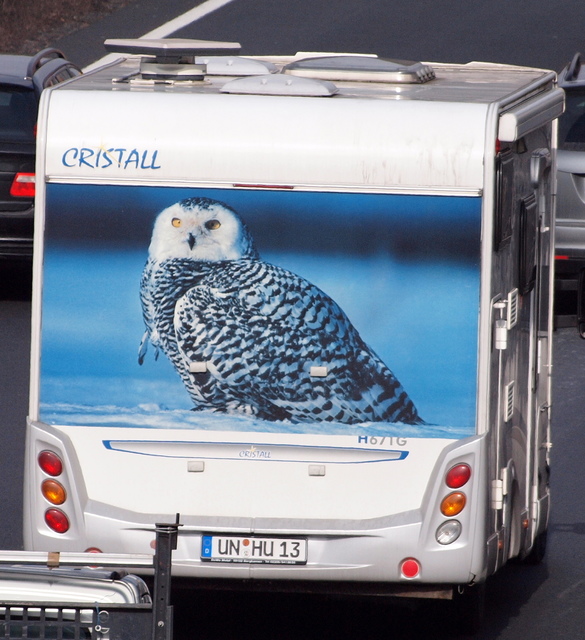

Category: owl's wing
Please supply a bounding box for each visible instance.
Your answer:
[139,257,207,366]
[174,263,421,424]
[173,282,276,415]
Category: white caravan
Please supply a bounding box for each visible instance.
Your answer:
[25,39,562,627]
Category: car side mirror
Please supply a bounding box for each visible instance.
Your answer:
[530,148,551,188]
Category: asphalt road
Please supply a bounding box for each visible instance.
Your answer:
[0,263,31,551]
[3,0,585,637]
[52,0,585,72]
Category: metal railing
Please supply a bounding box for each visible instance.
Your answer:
[0,516,181,640]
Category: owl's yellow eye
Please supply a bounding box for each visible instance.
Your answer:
[205,219,221,230]
[172,217,182,228]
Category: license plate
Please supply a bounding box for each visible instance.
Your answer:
[201,535,307,564]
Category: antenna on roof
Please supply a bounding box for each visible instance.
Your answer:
[104,38,241,62]
[104,38,242,81]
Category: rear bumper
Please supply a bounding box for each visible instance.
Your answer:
[0,205,34,258]
[0,237,33,258]
[82,509,485,585]
[555,220,585,261]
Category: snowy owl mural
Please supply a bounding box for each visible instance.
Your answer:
[139,196,423,425]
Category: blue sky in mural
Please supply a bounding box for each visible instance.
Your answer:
[40,184,481,437]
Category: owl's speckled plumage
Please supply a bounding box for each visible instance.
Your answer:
[139,197,423,425]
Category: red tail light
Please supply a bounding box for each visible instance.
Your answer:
[45,508,70,534]
[10,173,35,197]
[445,463,471,489]
[38,450,63,477]
[400,558,421,579]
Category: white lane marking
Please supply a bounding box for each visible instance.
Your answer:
[142,0,237,38]
[84,0,238,71]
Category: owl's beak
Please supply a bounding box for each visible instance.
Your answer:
[187,233,196,250]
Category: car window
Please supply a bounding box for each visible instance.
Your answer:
[559,90,585,151]
[66,66,82,79]
[45,67,81,88]
[0,86,37,143]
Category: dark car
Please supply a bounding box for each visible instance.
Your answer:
[0,48,81,261]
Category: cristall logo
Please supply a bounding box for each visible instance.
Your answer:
[239,446,272,459]
[61,146,161,170]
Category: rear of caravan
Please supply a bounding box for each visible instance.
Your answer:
[24,42,560,597]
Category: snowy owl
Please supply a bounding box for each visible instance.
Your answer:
[139,196,423,425]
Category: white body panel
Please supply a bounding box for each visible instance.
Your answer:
[26,422,487,582]
[44,90,488,192]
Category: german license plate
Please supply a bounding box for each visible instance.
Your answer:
[201,535,307,564]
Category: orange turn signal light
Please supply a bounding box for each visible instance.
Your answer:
[440,492,466,517]
[41,479,67,505]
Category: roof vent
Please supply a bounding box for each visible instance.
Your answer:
[221,74,338,97]
[194,56,277,77]
[104,38,241,80]
[283,55,435,84]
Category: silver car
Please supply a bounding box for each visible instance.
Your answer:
[554,53,585,322]
[0,565,150,603]
[0,519,179,639]
[556,53,585,267]
[0,565,151,638]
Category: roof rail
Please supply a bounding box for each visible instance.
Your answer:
[26,48,66,79]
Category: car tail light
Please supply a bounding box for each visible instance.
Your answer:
[41,479,66,505]
[445,463,471,489]
[436,520,462,545]
[45,508,70,534]
[400,558,421,579]
[10,172,35,197]
[440,492,466,517]
[38,451,70,533]
[38,450,63,477]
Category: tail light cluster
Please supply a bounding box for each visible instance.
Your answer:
[10,173,35,198]
[399,462,472,580]
[38,450,70,534]
[436,463,471,545]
